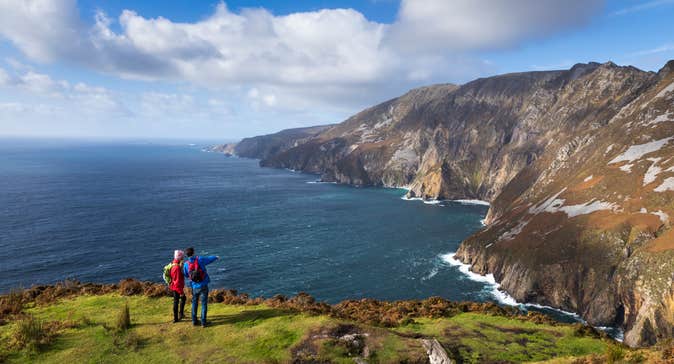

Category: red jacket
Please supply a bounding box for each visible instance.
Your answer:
[169,259,185,295]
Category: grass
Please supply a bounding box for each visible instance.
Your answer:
[0,293,618,363]
[114,303,131,332]
[12,315,53,353]
[394,314,607,363]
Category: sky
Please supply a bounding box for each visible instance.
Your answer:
[0,0,673,140]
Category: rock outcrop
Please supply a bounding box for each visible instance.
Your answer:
[209,124,333,160]
[456,61,674,347]
[222,61,674,347]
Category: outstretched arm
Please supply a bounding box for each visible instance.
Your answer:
[200,255,219,266]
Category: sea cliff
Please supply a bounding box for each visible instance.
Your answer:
[212,60,674,347]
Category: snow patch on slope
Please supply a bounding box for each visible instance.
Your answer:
[619,164,633,172]
[643,158,662,186]
[654,177,674,192]
[529,188,618,218]
[500,220,530,240]
[609,137,673,165]
[652,210,670,224]
[655,80,674,99]
[646,111,673,126]
[558,200,619,218]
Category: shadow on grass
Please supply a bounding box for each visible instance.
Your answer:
[205,309,293,328]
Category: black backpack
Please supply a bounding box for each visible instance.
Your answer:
[188,257,205,283]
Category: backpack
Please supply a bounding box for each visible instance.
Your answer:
[162,262,174,285]
[188,257,205,283]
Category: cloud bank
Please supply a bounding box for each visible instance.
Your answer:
[0,0,604,138]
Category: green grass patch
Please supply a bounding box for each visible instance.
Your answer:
[0,294,611,363]
[395,313,607,363]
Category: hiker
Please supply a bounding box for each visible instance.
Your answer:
[163,250,187,323]
[183,247,219,327]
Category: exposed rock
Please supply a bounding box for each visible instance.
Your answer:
[227,60,674,347]
[207,143,236,156]
[421,338,453,364]
[454,62,674,347]
[209,124,334,160]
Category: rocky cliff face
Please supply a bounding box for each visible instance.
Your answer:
[224,61,674,347]
[210,124,333,160]
[457,61,674,347]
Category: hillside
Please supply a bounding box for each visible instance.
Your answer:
[215,61,674,347]
[3,280,667,364]
[209,125,334,160]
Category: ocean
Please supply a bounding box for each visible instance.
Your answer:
[2,138,612,330]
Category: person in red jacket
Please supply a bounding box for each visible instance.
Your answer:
[169,250,186,323]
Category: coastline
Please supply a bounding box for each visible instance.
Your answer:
[203,149,622,339]
[440,252,625,342]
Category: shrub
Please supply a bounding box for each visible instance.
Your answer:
[80,315,94,327]
[573,324,601,338]
[13,315,53,352]
[115,304,131,332]
[119,279,143,296]
[0,289,24,318]
[626,351,646,363]
[113,331,142,351]
[606,344,625,364]
[662,343,674,360]
[143,283,169,298]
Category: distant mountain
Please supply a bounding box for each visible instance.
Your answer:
[208,125,333,160]
[219,60,674,347]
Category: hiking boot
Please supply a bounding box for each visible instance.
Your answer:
[201,321,208,328]
[192,320,200,326]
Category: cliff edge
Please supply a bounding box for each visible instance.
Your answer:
[217,61,674,347]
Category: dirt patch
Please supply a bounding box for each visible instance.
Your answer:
[571,175,605,191]
[291,323,365,363]
[646,228,674,252]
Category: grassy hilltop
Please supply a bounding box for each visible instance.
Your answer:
[1,280,671,363]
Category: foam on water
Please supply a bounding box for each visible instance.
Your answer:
[451,199,491,206]
[439,252,624,341]
[440,252,518,306]
[400,197,446,205]
[422,266,440,281]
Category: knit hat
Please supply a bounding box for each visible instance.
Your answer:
[174,250,185,260]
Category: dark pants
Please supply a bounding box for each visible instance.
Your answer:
[191,286,208,325]
[172,291,186,321]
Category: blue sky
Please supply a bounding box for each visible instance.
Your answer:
[0,0,672,139]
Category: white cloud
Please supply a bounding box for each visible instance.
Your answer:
[387,0,603,53]
[0,0,85,62]
[0,65,132,137]
[611,0,674,16]
[0,0,607,137]
[0,1,603,91]
[628,43,674,57]
[0,67,9,85]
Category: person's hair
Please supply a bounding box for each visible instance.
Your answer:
[185,247,195,257]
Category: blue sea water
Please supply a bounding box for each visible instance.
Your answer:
[0,138,491,303]
[1,138,628,337]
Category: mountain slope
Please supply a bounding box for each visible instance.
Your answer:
[261,63,654,202]
[221,61,674,347]
[457,61,674,347]
[210,124,334,160]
